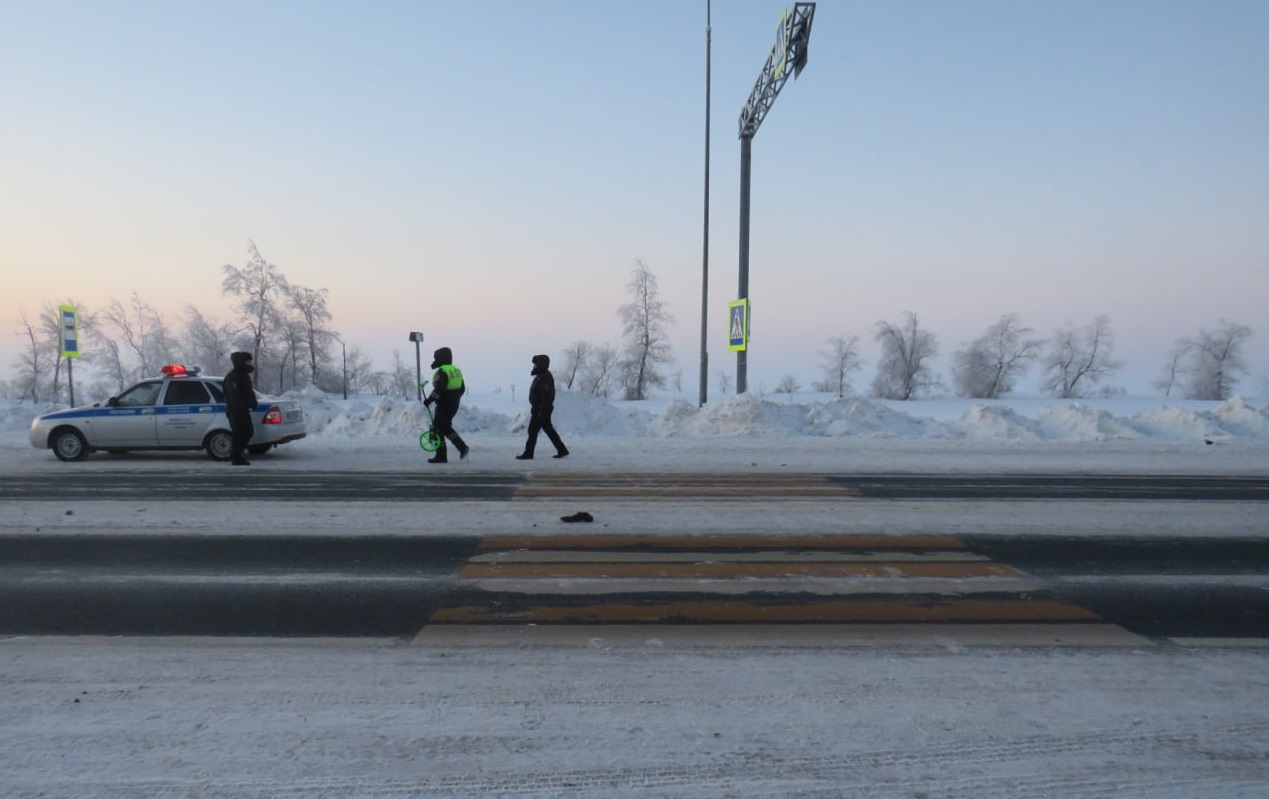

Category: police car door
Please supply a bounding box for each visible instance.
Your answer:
[97,381,162,447]
[158,380,217,446]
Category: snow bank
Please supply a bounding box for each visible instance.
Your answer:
[4,389,1267,445]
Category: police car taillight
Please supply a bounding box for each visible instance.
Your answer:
[262,406,284,425]
[160,364,202,376]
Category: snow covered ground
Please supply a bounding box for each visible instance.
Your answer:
[3,390,1268,797]
[6,388,1269,478]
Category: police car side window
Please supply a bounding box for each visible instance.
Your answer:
[162,381,211,405]
[206,382,226,402]
[117,382,162,407]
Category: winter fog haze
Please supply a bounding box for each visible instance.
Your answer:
[3,1,1267,395]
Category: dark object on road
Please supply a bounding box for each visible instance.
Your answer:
[560,512,593,523]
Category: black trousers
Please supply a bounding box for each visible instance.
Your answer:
[228,409,254,460]
[432,402,467,454]
[524,408,567,456]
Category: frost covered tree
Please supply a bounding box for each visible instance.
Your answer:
[1040,315,1122,398]
[775,373,801,400]
[222,241,290,390]
[871,312,939,400]
[13,311,53,403]
[341,345,377,395]
[287,284,332,387]
[1154,343,1188,397]
[180,306,234,377]
[389,351,415,398]
[1172,320,1253,400]
[580,343,621,399]
[815,333,863,398]
[716,370,733,394]
[558,340,594,390]
[951,313,1042,399]
[274,314,309,392]
[618,260,674,400]
[100,292,174,383]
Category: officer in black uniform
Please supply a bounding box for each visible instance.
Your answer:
[517,353,569,460]
[223,351,257,466]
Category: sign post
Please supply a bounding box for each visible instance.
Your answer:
[409,332,425,401]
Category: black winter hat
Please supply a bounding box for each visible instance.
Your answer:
[230,351,253,367]
[431,346,453,369]
[532,354,550,369]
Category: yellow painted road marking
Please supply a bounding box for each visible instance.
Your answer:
[459,561,1023,580]
[414,624,1151,648]
[468,550,989,564]
[478,534,967,551]
[514,472,860,499]
[430,599,1100,625]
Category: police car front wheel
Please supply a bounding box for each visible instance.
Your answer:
[52,429,90,462]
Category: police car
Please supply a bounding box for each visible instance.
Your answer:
[29,364,307,462]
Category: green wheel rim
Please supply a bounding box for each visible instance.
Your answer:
[419,430,442,452]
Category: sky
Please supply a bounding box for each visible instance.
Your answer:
[2,0,1267,396]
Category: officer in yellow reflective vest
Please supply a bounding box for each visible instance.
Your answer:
[423,346,470,463]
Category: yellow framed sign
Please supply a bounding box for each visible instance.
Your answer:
[59,305,80,358]
[728,299,749,352]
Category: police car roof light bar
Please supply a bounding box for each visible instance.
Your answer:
[159,364,202,376]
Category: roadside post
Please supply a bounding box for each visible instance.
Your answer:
[409,332,425,401]
[59,305,80,406]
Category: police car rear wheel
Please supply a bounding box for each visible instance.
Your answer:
[205,431,234,461]
[52,429,90,462]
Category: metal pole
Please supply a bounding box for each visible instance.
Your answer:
[698,0,712,408]
[67,358,75,407]
[737,134,752,394]
[340,339,347,400]
[415,343,423,402]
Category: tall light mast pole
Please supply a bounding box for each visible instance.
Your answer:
[698,0,712,407]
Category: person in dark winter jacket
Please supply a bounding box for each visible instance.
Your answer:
[223,351,258,466]
[517,353,569,460]
[423,346,469,464]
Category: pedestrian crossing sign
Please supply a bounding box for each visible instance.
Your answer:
[728,300,749,352]
[59,305,80,358]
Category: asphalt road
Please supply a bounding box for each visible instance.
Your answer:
[4,470,1269,501]
[3,532,1266,639]
[5,470,1266,641]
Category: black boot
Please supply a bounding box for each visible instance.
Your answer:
[515,452,533,460]
[428,451,448,464]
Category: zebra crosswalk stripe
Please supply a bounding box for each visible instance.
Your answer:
[425,533,1108,630]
